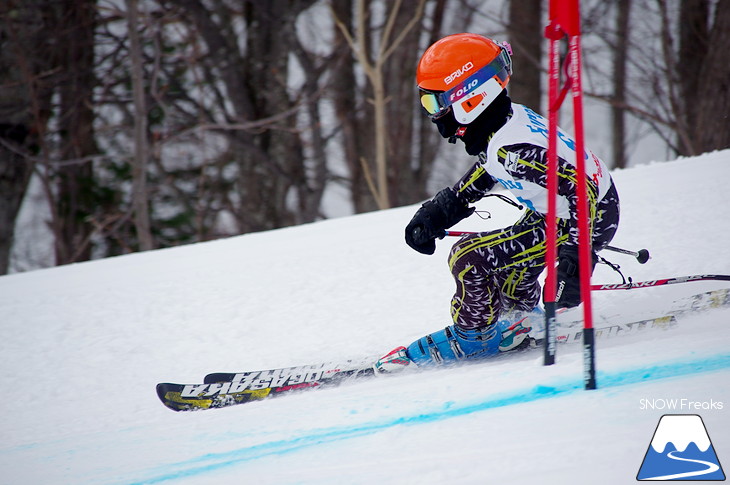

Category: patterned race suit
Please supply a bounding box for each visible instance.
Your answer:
[448,103,619,330]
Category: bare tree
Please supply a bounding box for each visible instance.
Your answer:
[612,0,631,168]
[15,0,730,274]
[692,0,730,154]
[410,0,449,202]
[653,0,730,156]
[51,0,99,265]
[331,0,427,210]
[289,34,331,223]
[125,0,154,251]
[170,0,319,233]
[576,0,729,164]
[507,0,542,109]
[330,0,373,213]
[0,2,48,274]
[678,0,708,138]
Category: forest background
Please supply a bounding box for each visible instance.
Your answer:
[1,0,728,274]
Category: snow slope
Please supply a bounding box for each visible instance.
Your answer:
[1,150,729,484]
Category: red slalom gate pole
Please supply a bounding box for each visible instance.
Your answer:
[543,19,561,367]
[545,0,596,389]
[568,32,597,390]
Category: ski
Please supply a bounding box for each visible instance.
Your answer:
[659,286,730,314]
[591,274,730,291]
[156,360,376,412]
[549,313,678,344]
[555,287,730,329]
[156,288,730,412]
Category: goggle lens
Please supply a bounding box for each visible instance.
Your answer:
[420,91,446,116]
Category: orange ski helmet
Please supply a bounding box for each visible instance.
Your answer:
[417,33,512,124]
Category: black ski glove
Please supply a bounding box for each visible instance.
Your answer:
[405,188,475,255]
[555,245,598,309]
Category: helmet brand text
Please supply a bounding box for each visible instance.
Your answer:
[449,79,479,102]
[444,62,474,85]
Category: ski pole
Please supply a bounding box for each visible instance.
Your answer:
[603,245,650,264]
[442,233,729,290]
[441,230,474,238]
[443,231,650,264]
[591,274,730,291]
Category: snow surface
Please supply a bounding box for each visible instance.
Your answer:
[1,150,730,484]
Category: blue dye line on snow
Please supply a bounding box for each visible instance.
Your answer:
[131,352,730,484]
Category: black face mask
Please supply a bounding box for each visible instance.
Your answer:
[433,111,462,141]
[432,91,513,155]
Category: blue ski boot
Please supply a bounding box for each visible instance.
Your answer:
[373,325,500,372]
[373,306,544,372]
[405,324,502,366]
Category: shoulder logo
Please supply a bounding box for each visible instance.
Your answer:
[505,151,519,171]
[637,414,725,481]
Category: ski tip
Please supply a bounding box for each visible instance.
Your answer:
[156,383,189,412]
[155,382,169,402]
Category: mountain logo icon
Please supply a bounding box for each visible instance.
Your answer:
[637,414,726,481]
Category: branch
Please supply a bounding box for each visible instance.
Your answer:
[358,155,381,206]
[0,138,107,167]
[583,91,672,128]
[381,0,427,62]
[378,0,402,61]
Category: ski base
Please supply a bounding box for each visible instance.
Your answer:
[157,361,374,412]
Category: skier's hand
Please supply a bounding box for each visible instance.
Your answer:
[405,188,474,255]
[405,222,438,254]
[555,245,597,308]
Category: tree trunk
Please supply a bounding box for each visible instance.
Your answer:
[678,0,709,151]
[611,0,631,169]
[330,0,377,213]
[0,124,33,274]
[332,0,426,211]
[0,2,48,273]
[383,0,425,207]
[174,0,313,233]
[290,38,329,224]
[240,0,304,230]
[693,1,730,153]
[126,0,154,251]
[54,0,98,265]
[508,0,543,110]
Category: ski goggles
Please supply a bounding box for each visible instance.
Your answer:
[419,44,512,119]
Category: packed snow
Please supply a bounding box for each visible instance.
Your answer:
[1,150,729,484]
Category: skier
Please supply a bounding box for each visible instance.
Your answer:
[375,33,620,373]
